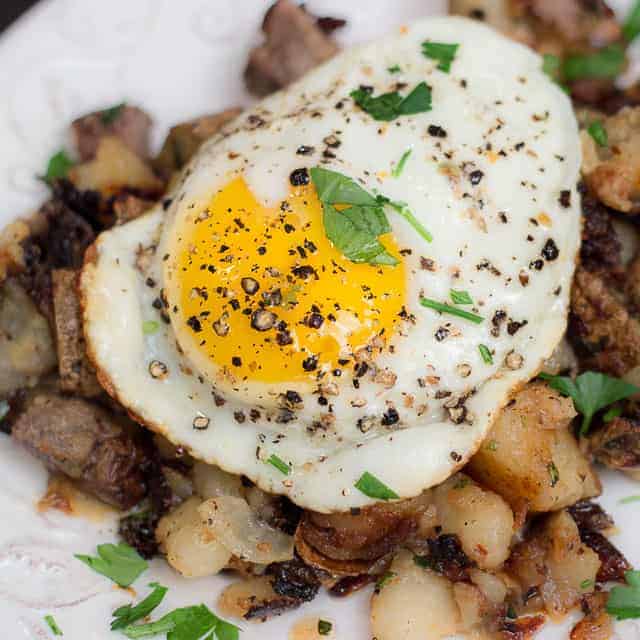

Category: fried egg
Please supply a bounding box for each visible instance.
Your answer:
[81,16,581,513]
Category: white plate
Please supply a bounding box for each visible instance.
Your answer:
[0,1,639,638]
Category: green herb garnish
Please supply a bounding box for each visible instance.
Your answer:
[266,454,291,476]
[75,543,148,587]
[317,620,332,636]
[354,471,399,501]
[392,149,412,178]
[413,555,431,569]
[44,150,74,184]
[142,320,160,335]
[604,404,623,422]
[547,461,560,487]
[44,615,63,636]
[607,570,640,620]
[387,64,401,74]
[619,495,640,505]
[111,582,168,631]
[350,82,432,121]
[587,121,608,148]
[101,102,126,125]
[449,290,473,305]
[624,1,640,43]
[0,400,9,422]
[580,579,595,590]
[420,298,483,324]
[422,41,459,72]
[486,439,498,451]
[453,477,470,489]
[539,371,639,435]
[479,344,493,364]
[563,44,626,82]
[121,603,239,640]
[375,571,396,591]
[542,54,561,81]
[379,197,433,243]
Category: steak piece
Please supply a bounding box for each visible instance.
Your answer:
[12,392,148,509]
[245,0,340,96]
[71,105,152,161]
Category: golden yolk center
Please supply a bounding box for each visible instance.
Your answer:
[173,177,406,384]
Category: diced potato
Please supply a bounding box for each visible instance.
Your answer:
[467,382,601,512]
[217,575,279,621]
[370,549,461,640]
[453,582,490,631]
[69,136,163,195]
[433,473,514,569]
[192,461,245,499]
[156,496,231,578]
[507,510,601,617]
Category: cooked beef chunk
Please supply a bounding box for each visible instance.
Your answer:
[243,595,302,621]
[119,510,158,559]
[154,108,242,177]
[71,105,152,162]
[51,179,104,230]
[568,499,631,583]
[588,416,640,471]
[579,190,622,277]
[568,500,614,532]
[329,573,376,596]
[51,269,101,397]
[19,196,95,320]
[245,0,339,96]
[568,267,640,376]
[267,557,321,601]
[416,534,475,582]
[11,392,148,509]
[268,496,302,536]
[0,280,56,398]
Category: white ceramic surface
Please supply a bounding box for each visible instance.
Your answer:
[1,1,640,638]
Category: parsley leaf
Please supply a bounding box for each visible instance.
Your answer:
[479,344,493,364]
[623,1,640,43]
[310,167,379,207]
[542,53,562,81]
[539,371,639,435]
[563,44,626,82]
[101,102,126,125]
[607,570,640,620]
[350,82,432,121]
[587,121,608,147]
[266,454,291,475]
[75,543,148,587]
[44,150,74,184]
[318,620,332,636]
[450,289,473,305]
[620,495,640,505]
[420,298,483,324]
[392,149,412,178]
[387,64,401,74]
[142,320,160,335]
[44,615,63,636]
[111,582,168,630]
[547,461,560,487]
[604,404,623,422]
[354,471,399,500]
[122,604,239,640]
[380,198,433,243]
[422,41,459,72]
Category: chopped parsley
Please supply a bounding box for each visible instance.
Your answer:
[479,344,493,364]
[587,121,608,148]
[420,298,483,324]
[623,1,640,43]
[354,471,399,501]
[266,454,291,475]
[101,102,126,125]
[413,554,431,569]
[142,320,160,335]
[44,150,74,184]
[449,289,473,305]
[562,44,626,82]
[603,404,623,422]
[619,495,640,505]
[75,543,148,587]
[542,53,561,81]
[607,570,640,620]
[375,571,396,591]
[44,615,63,636]
[422,41,459,72]
[453,477,471,489]
[392,149,412,178]
[317,619,333,636]
[580,579,595,590]
[120,603,239,640]
[350,81,432,121]
[539,371,639,435]
[310,168,431,266]
[387,64,401,74]
[486,439,498,452]
[111,582,168,630]
[547,461,560,487]
[0,400,9,422]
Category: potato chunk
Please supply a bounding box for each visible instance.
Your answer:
[434,474,514,569]
[467,382,600,512]
[371,549,460,640]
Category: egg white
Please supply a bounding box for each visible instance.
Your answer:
[81,16,581,512]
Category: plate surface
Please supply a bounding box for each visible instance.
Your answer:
[0,1,639,638]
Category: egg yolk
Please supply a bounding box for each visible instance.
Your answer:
[173,177,406,384]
